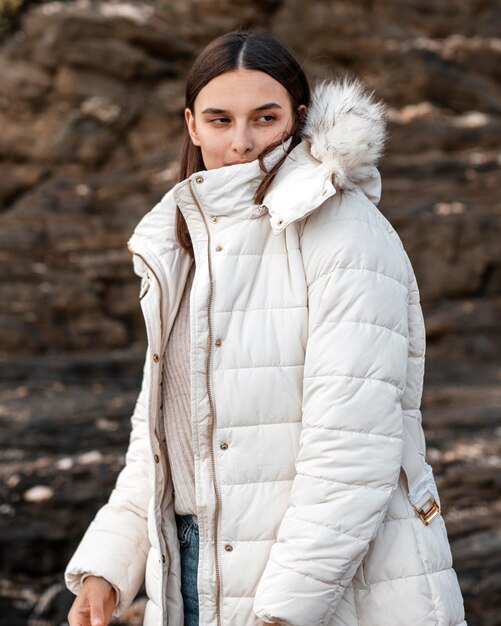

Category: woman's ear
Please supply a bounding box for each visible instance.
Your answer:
[184,107,201,147]
[298,104,307,116]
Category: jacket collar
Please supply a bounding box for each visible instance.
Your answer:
[261,138,382,235]
[172,138,294,228]
[266,74,387,234]
[173,75,387,236]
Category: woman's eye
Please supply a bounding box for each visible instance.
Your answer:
[210,118,230,124]
[208,115,276,125]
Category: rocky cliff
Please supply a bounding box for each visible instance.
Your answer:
[0,1,499,624]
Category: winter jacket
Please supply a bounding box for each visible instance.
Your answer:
[64,76,467,626]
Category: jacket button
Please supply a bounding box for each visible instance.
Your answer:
[153,353,160,362]
[215,245,223,252]
[220,442,228,450]
[211,216,218,223]
[224,544,233,552]
[277,219,284,225]
[154,454,160,463]
[195,176,204,183]
[215,338,222,347]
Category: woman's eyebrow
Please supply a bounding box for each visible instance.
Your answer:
[201,103,283,114]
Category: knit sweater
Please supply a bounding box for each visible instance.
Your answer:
[161,262,196,519]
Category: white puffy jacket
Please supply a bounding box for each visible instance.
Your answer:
[64,77,467,626]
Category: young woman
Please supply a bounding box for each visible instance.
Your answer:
[65,31,467,626]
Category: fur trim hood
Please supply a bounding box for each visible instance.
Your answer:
[301,75,388,192]
[261,75,389,235]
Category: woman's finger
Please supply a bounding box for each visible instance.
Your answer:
[67,601,91,626]
[88,592,106,626]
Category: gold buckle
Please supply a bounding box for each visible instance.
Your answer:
[414,496,441,525]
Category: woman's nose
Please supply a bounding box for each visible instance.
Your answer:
[230,125,254,155]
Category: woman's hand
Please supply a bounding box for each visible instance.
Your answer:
[67,575,117,626]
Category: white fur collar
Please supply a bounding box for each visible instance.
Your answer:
[301,74,388,192]
[262,75,388,235]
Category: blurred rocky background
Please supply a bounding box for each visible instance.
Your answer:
[0,0,499,624]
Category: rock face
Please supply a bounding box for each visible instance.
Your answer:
[0,1,499,625]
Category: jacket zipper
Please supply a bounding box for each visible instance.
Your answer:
[126,243,172,617]
[159,429,172,580]
[188,178,223,626]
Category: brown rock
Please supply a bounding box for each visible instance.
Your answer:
[0,2,499,622]
[0,60,52,103]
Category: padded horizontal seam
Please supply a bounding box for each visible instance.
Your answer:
[402,408,422,416]
[222,251,289,256]
[283,509,369,543]
[217,419,301,429]
[303,371,405,393]
[401,407,422,416]
[303,216,392,237]
[381,515,417,522]
[218,538,277,542]
[307,265,408,290]
[295,470,394,492]
[214,363,304,372]
[310,318,409,340]
[216,305,307,313]
[302,423,403,441]
[267,554,353,587]
[221,478,295,486]
[352,565,458,591]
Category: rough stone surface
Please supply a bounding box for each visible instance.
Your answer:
[0,1,499,625]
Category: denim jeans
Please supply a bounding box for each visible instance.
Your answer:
[175,513,199,626]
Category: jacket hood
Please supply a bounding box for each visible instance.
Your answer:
[302,74,388,194]
[262,75,388,235]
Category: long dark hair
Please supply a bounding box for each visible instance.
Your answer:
[176,30,311,257]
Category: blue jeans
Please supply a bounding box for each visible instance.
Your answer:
[175,513,199,626]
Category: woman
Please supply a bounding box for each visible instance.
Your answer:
[65,31,467,626]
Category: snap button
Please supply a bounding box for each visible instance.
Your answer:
[195,176,204,183]
[224,544,233,552]
[215,245,223,252]
[153,353,160,362]
[215,338,222,347]
[220,442,228,450]
[154,454,160,463]
[211,216,218,223]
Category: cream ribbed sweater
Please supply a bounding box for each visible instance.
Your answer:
[162,262,196,519]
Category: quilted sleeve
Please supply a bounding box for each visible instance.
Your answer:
[253,204,410,626]
[64,348,153,618]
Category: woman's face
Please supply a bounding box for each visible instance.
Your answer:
[185,68,306,170]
